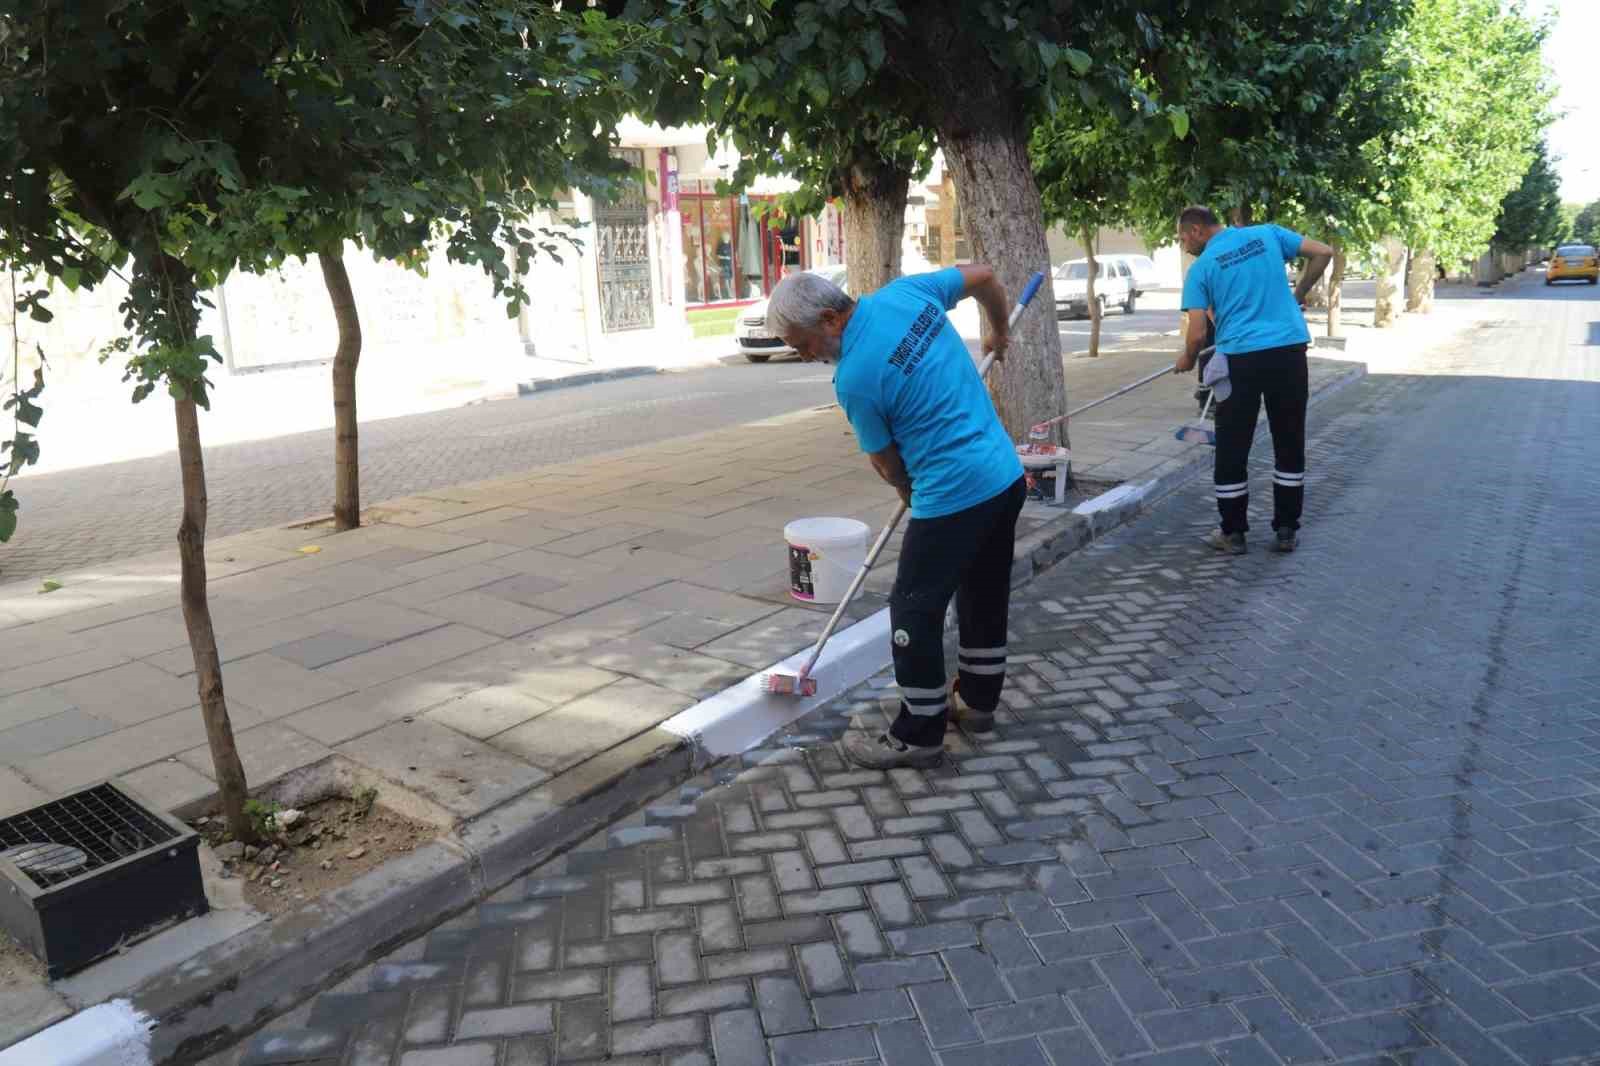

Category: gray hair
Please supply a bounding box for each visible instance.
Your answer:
[767,270,853,336]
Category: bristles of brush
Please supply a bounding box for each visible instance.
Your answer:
[760,673,817,696]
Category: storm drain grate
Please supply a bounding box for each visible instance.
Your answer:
[0,783,179,888]
[0,781,206,978]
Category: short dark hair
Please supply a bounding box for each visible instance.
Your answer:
[1178,206,1219,229]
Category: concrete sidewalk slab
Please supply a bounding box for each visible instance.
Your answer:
[0,293,1487,1059]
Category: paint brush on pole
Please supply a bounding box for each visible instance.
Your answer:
[1173,346,1220,445]
[761,269,1048,698]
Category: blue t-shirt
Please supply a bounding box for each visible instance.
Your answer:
[1181,224,1310,356]
[834,269,1022,520]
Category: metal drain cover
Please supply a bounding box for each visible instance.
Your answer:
[2,842,90,878]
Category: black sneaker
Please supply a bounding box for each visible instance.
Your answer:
[1271,529,1298,553]
[1206,529,1247,555]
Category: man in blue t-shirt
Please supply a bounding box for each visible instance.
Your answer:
[1176,206,1332,554]
[767,264,1025,769]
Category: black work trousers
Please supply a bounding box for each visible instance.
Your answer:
[888,477,1026,748]
[1213,344,1309,534]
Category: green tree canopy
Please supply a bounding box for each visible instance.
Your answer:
[0,0,666,840]
[1381,0,1553,264]
[1493,139,1566,252]
[1569,200,1600,246]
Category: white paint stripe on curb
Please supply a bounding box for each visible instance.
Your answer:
[662,608,891,761]
[0,1001,154,1066]
[1073,482,1151,515]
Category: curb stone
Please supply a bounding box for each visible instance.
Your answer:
[515,365,659,394]
[14,360,1370,1066]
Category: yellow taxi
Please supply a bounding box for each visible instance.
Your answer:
[1547,243,1599,285]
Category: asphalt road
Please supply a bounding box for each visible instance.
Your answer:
[0,307,1179,585]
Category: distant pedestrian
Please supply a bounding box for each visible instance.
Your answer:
[767,265,1024,769]
[1175,206,1333,553]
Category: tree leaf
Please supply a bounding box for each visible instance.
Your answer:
[1063,48,1092,76]
[1168,108,1190,141]
[15,396,42,428]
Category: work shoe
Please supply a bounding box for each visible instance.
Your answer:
[1207,529,1247,555]
[1271,529,1298,553]
[842,730,943,770]
[948,678,996,734]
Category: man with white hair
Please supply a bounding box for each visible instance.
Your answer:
[767,265,1024,769]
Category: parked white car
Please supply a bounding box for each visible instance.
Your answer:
[734,264,847,362]
[1098,253,1162,292]
[1054,257,1137,319]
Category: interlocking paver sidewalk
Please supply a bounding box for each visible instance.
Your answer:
[221,278,1600,1065]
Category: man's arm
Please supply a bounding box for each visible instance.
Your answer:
[1176,309,1209,372]
[1291,235,1335,307]
[952,264,1012,360]
[868,443,913,508]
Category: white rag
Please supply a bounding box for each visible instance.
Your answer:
[1202,351,1232,403]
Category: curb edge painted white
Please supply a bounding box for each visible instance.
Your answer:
[1073,482,1150,515]
[0,1001,153,1066]
[661,608,891,760]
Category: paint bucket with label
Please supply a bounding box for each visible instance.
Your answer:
[784,517,869,604]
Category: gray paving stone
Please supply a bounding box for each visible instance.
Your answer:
[1234,995,1328,1064]
[704,946,792,981]
[658,980,751,1016]
[1141,1004,1247,1047]
[854,956,947,990]
[813,988,914,1028]
[455,1004,555,1039]
[1313,1012,1428,1058]
[834,910,887,958]
[945,947,1011,1008]
[756,975,815,1035]
[611,1016,706,1055]
[797,941,851,995]
[769,1025,880,1066]
[1070,985,1153,1058]
[711,1009,767,1066]
[886,922,979,955]
[908,982,982,1048]
[874,1019,938,1066]
[398,1048,496,1066]
[973,998,1077,1040]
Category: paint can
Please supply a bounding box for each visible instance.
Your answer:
[784,517,869,604]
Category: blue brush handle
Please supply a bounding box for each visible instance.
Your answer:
[1018,269,1046,309]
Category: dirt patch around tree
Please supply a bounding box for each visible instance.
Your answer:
[192,790,439,917]
[0,928,44,988]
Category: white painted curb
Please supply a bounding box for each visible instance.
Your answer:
[1073,482,1150,515]
[0,1001,154,1066]
[662,608,891,761]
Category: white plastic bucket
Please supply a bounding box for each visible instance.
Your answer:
[784,517,870,604]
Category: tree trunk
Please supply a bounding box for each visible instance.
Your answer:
[1374,238,1407,327]
[840,160,910,295]
[1082,225,1102,358]
[321,250,363,531]
[173,393,252,842]
[1229,205,1254,227]
[941,128,1067,446]
[1325,241,1347,337]
[1405,249,1435,313]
